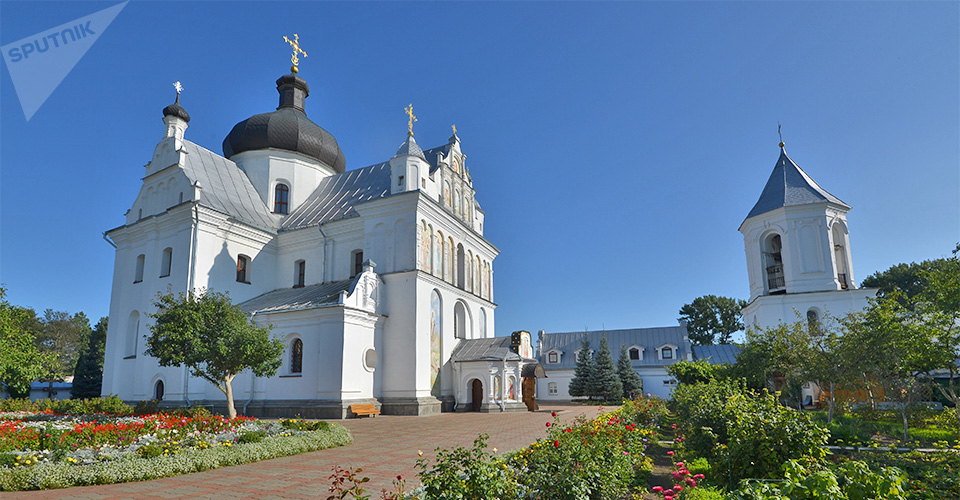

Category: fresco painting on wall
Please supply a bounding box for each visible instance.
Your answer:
[508,376,515,400]
[493,375,501,401]
[430,290,442,397]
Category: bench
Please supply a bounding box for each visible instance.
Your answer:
[350,403,380,418]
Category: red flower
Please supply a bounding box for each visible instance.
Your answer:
[396,475,402,481]
[565,428,572,433]
[674,485,683,492]
[685,477,697,487]
[553,440,559,447]
[676,462,684,467]
[651,486,663,492]
[546,422,552,427]
[694,474,705,480]
[551,411,557,417]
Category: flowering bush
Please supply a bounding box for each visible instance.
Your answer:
[0,410,351,490]
[650,461,707,499]
[415,433,523,499]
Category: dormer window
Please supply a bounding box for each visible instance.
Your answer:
[547,351,559,364]
[274,183,289,214]
[629,347,641,360]
[237,255,250,283]
[656,344,678,361]
[662,347,673,359]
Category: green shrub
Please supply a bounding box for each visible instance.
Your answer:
[167,405,212,419]
[685,485,726,500]
[132,400,159,416]
[0,396,132,416]
[279,418,329,432]
[237,431,264,444]
[417,433,523,499]
[730,459,907,500]
[136,444,163,458]
[718,391,829,483]
[672,378,747,459]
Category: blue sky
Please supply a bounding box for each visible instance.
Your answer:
[1,1,957,338]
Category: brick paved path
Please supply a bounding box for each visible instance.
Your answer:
[5,404,606,500]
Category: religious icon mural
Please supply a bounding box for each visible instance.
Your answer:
[433,232,442,278]
[508,376,516,400]
[430,290,442,398]
[419,222,430,272]
[519,332,533,359]
[493,375,502,401]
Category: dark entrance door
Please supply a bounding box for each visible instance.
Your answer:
[471,379,483,411]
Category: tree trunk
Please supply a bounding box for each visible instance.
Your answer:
[901,405,909,443]
[862,373,876,409]
[827,382,836,424]
[224,375,237,419]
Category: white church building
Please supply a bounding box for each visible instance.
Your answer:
[739,142,876,331]
[100,67,533,418]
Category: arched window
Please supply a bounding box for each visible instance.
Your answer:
[134,254,145,283]
[351,250,364,278]
[125,311,140,358]
[446,237,454,282]
[474,256,481,296]
[479,308,486,338]
[160,248,172,278]
[629,347,641,360]
[832,224,849,289]
[290,338,303,374]
[763,233,784,293]
[466,250,474,292]
[454,301,468,339]
[440,234,447,280]
[457,244,465,289]
[154,380,164,401]
[237,255,250,283]
[274,183,289,214]
[294,260,306,288]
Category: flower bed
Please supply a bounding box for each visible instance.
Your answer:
[0,410,351,491]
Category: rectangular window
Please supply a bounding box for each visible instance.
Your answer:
[237,255,250,283]
[629,348,640,360]
[662,347,673,360]
[352,251,364,278]
[295,260,305,288]
[160,248,172,278]
[547,352,558,364]
[398,175,404,187]
[548,382,558,395]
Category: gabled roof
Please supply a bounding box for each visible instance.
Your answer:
[281,162,392,230]
[539,326,689,369]
[744,147,849,221]
[238,280,354,315]
[180,141,278,230]
[450,337,529,362]
[692,344,741,365]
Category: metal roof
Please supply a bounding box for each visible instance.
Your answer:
[451,336,528,362]
[281,162,392,230]
[692,344,741,365]
[421,143,453,173]
[539,326,690,369]
[180,141,279,230]
[238,280,354,315]
[744,147,849,221]
[394,135,426,160]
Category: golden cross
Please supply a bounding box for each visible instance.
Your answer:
[405,104,417,136]
[283,34,308,72]
[173,81,183,96]
[451,124,457,135]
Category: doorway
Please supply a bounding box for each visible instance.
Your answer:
[471,379,483,411]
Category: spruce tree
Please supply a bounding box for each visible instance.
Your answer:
[568,340,593,398]
[72,317,108,399]
[592,334,623,401]
[618,343,643,399]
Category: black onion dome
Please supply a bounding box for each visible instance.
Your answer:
[222,73,346,173]
[162,94,190,122]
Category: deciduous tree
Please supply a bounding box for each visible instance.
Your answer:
[678,295,748,345]
[146,290,284,418]
[0,288,53,399]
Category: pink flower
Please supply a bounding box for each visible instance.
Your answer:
[676,462,684,467]
[651,486,663,492]
[674,485,684,492]
[694,474,705,480]
[667,451,674,456]
[623,451,629,455]
[686,478,697,487]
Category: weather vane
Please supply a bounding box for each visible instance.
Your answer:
[405,104,417,136]
[778,122,784,148]
[283,33,308,73]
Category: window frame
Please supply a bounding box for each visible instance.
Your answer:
[236,255,251,284]
[159,248,172,278]
[274,183,290,214]
[295,260,306,288]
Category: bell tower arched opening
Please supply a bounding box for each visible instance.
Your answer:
[762,233,785,295]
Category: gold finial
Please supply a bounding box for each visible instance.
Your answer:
[283,33,308,73]
[451,124,457,135]
[778,122,784,148]
[405,103,417,136]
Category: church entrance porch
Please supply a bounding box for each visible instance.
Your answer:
[471,379,483,411]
